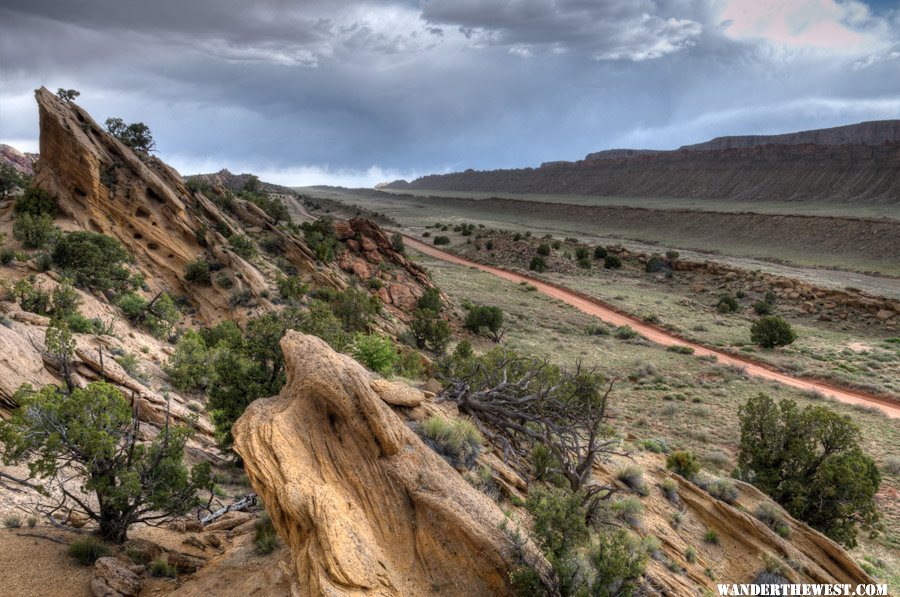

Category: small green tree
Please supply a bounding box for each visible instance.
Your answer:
[716,295,739,314]
[0,382,212,543]
[410,309,451,353]
[738,394,880,547]
[750,316,796,348]
[593,245,608,259]
[330,287,380,333]
[56,88,81,103]
[165,330,211,391]
[14,187,56,216]
[300,218,339,262]
[52,231,132,291]
[666,450,700,478]
[352,333,399,376]
[105,117,156,153]
[530,255,547,272]
[45,320,76,394]
[604,254,621,269]
[463,304,504,342]
[184,259,211,285]
[0,164,25,199]
[13,212,57,249]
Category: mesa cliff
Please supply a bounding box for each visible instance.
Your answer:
[386,121,900,204]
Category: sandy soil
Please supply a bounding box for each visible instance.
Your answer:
[404,235,900,419]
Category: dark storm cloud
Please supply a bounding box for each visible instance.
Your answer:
[1,0,898,186]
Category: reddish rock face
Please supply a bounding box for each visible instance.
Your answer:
[332,219,355,240]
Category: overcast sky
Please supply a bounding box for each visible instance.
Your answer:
[2,0,899,186]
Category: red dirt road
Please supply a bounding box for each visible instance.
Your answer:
[404,236,900,419]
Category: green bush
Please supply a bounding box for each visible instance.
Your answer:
[604,254,621,269]
[704,529,719,544]
[276,275,308,303]
[575,247,590,261]
[330,287,380,333]
[615,325,637,340]
[13,212,57,249]
[149,558,177,578]
[410,309,451,354]
[537,243,551,256]
[612,496,644,526]
[184,259,211,285]
[165,330,210,390]
[753,300,772,315]
[577,257,591,269]
[529,255,547,272]
[352,333,399,375]
[750,316,796,348]
[660,478,678,502]
[433,235,451,245]
[420,415,483,469]
[738,394,879,547]
[52,231,132,291]
[754,502,791,538]
[229,234,257,259]
[116,292,148,319]
[617,465,648,495]
[666,450,700,478]
[665,250,680,260]
[68,537,111,566]
[593,245,607,259]
[253,513,278,555]
[391,233,405,254]
[291,300,349,352]
[645,254,665,273]
[14,187,57,216]
[716,295,739,313]
[0,248,14,265]
[3,515,21,528]
[463,304,504,341]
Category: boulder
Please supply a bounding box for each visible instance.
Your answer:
[233,332,543,596]
[91,557,141,597]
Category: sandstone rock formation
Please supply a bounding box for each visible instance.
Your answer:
[233,332,536,596]
[91,557,142,597]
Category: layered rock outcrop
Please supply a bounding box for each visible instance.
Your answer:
[233,332,534,596]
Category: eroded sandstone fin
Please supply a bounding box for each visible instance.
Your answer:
[233,331,535,596]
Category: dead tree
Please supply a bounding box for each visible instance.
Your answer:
[440,352,624,519]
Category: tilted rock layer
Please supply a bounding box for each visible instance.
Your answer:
[233,332,529,596]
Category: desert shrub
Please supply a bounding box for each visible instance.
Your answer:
[612,496,644,526]
[750,316,796,348]
[117,291,180,339]
[215,272,233,289]
[883,456,900,476]
[149,558,178,578]
[352,333,399,375]
[330,287,381,333]
[184,259,211,285]
[665,250,679,260]
[165,330,210,390]
[575,247,590,260]
[463,304,504,341]
[765,290,777,304]
[0,382,211,543]
[416,287,443,312]
[738,394,879,547]
[105,117,155,153]
[529,255,547,272]
[666,450,700,478]
[703,529,719,544]
[14,186,57,216]
[116,292,148,319]
[453,339,473,360]
[276,274,308,303]
[228,234,257,259]
[13,212,56,249]
[617,465,648,495]
[577,257,591,269]
[666,345,694,355]
[422,231,431,238]
[390,232,405,254]
[716,295,739,314]
[753,300,772,315]
[537,243,551,256]
[645,254,665,273]
[755,502,791,538]
[615,325,637,340]
[290,300,349,351]
[12,277,51,315]
[68,537,111,566]
[420,415,483,469]
[641,438,669,453]
[604,254,621,269]
[593,245,607,259]
[433,235,451,245]
[684,545,696,563]
[705,477,738,504]
[512,232,523,241]
[410,309,451,353]
[52,231,132,291]
[660,478,678,502]
[3,515,21,528]
[115,353,144,382]
[0,248,14,265]
[254,513,278,555]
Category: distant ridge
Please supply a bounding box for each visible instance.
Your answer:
[385,120,900,204]
[679,120,900,151]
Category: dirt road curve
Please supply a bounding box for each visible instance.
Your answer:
[403,235,900,419]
